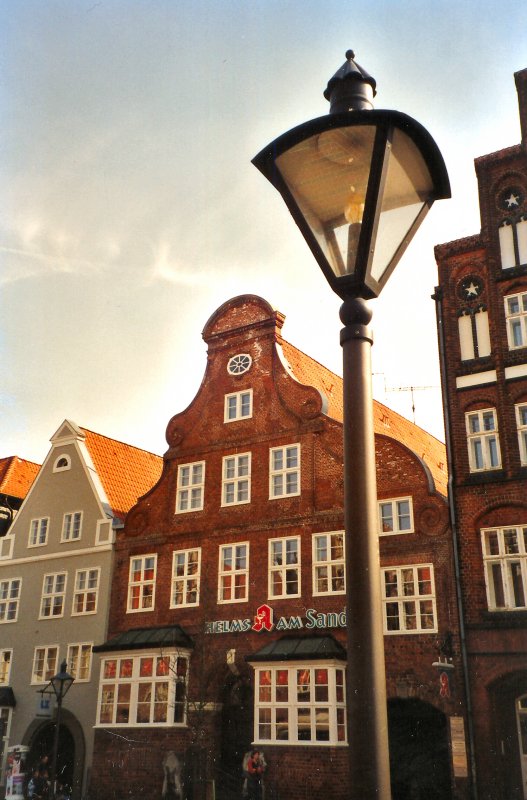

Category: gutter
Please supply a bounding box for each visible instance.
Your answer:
[433,286,478,800]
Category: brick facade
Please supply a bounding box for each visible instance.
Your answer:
[434,68,527,800]
[90,295,465,800]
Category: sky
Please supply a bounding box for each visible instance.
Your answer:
[1,0,526,464]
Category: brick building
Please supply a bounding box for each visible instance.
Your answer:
[434,68,527,800]
[90,294,467,800]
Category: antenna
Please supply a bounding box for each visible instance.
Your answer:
[374,374,438,423]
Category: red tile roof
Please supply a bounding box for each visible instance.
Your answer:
[0,456,40,500]
[80,429,163,521]
[280,340,448,496]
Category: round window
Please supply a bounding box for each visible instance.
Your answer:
[227,354,252,375]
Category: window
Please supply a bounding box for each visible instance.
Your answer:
[254,664,346,745]
[40,573,67,619]
[29,517,49,547]
[517,404,527,466]
[32,646,59,684]
[176,462,205,513]
[127,555,156,612]
[379,498,414,535]
[382,564,437,634]
[269,537,300,598]
[499,218,527,269]
[505,292,527,350]
[72,568,100,615]
[466,409,501,472]
[224,390,253,422]
[222,453,251,506]
[67,643,92,681]
[97,652,189,726]
[171,549,201,608]
[0,579,21,623]
[218,543,249,603]
[61,511,82,542]
[0,708,12,784]
[0,650,12,684]
[458,308,491,361]
[269,445,300,499]
[482,526,527,610]
[53,455,71,472]
[313,533,345,595]
[227,353,252,375]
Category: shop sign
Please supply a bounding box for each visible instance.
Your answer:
[205,602,346,635]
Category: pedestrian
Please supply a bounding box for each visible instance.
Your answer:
[246,750,265,800]
[27,769,41,800]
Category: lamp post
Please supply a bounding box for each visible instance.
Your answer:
[47,660,74,800]
[253,51,450,800]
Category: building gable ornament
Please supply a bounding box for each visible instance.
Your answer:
[205,602,347,635]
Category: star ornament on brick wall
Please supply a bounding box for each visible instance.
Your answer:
[498,186,524,211]
[459,275,483,301]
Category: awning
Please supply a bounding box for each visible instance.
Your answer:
[93,625,193,653]
[0,687,16,707]
[246,635,346,662]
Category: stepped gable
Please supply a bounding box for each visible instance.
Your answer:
[279,338,448,497]
[0,456,40,499]
[80,428,163,521]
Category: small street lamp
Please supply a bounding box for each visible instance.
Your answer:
[253,51,450,800]
[46,660,74,800]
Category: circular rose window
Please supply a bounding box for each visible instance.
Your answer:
[227,353,252,375]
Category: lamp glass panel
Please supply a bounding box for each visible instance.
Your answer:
[275,126,376,278]
[370,128,434,283]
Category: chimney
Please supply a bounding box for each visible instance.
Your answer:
[514,68,527,146]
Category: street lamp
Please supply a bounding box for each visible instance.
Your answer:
[253,51,450,800]
[47,660,74,799]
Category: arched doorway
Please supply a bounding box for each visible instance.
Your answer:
[27,723,75,789]
[488,671,527,800]
[388,698,452,800]
[24,710,85,800]
[220,675,253,783]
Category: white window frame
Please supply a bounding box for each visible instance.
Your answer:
[218,542,249,603]
[222,453,251,506]
[39,572,67,619]
[253,662,347,746]
[61,511,82,542]
[378,497,414,535]
[0,650,12,685]
[72,568,100,615]
[269,444,301,499]
[170,549,201,608]
[127,555,157,613]
[0,707,13,785]
[505,291,527,350]
[312,532,345,596]
[382,564,437,634]
[224,389,253,422]
[67,643,93,682]
[516,403,527,466]
[269,536,300,599]
[175,462,205,514]
[28,517,49,548]
[465,408,502,472]
[31,645,59,685]
[481,526,527,611]
[0,579,21,624]
[96,651,190,727]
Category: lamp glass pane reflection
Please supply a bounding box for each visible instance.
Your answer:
[370,127,435,283]
[276,126,376,278]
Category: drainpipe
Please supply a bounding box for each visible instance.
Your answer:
[433,286,478,800]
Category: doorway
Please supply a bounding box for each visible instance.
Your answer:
[27,723,75,790]
[388,698,452,800]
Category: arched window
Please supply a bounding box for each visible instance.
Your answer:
[53,455,71,472]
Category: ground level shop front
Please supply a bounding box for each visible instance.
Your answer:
[89,609,469,800]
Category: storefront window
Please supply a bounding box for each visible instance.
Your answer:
[253,663,346,745]
[96,651,190,727]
